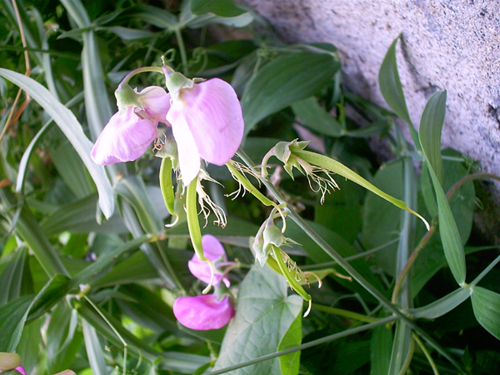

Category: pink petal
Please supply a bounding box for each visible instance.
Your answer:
[167,78,243,183]
[91,107,158,165]
[173,295,234,330]
[169,102,201,184]
[138,86,171,123]
[188,235,228,286]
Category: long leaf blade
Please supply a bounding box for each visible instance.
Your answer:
[241,51,340,135]
[471,286,500,340]
[0,69,114,218]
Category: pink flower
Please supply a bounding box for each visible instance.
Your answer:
[173,294,235,330]
[166,78,244,185]
[91,86,170,165]
[0,367,26,375]
[188,234,230,287]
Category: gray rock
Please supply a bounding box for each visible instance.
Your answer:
[242,0,500,241]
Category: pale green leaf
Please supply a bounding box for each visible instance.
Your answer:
[277,311,302,375]
[419,90,447,183]
[191,0,247,17]
[83,320,109,375]
[471,286,500,340]
[378,37,411,125]
[409,287,471,319]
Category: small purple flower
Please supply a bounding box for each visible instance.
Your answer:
[173,294,235,330]
[188,234,230,287]
[166,77,244,185]
[91,86,170,165]
[174,235,236,330]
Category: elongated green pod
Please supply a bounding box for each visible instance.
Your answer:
[186,178,214,293]
[271,245,311,317]
[159,157,179,226]
[294,149,429,230]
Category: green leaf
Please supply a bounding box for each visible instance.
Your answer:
[115,176,164,235]
[118,5,177,29]
[242,51,340,135]
[378,37,411,126]
[0,295,32,352]
[47,303,83,374]
[419,91,447,183]
[419,97,466,285]
[191,0,247,17]
[370,326,393,375]
[41,195,127,236]
[0,274,70,352]
[409,287,472,319]
[471,286,500,340]
[277,311,302,375]
[214,264,302,374]
[0,247,31,304]
[90,251,158,288]
[292,97,344,137]
[83,319,109,375]
[0,69,114,218]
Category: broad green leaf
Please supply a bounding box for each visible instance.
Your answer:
[242,51,340,135]
[72,235,149,287]
[16,317,43,374]
[292,97,344,137]
[0,69,114,218]
[118,5,178,29]
[50,137,94,199]
[370,326,393,375]
[277,311,302,375]
[77,300,211,370]
[47,303,83,374]
[419,98,466,285]
[213,264,302,374]
[0,274,70,352]
[471,286,500,340]
[0,295,32,352]
[315,178,362,244]
[115,176,164,235]
[83,320,109,375]
[419,91,447,184]
[0,189,68,277]
[409,287,471,319]
[90,251,158,288]
[116,284,177,333]
[191,0,247,17]
[378,37,412,126]
[41,195,127,236]
[0,247,31,304]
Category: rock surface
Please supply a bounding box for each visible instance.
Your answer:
[242,0,500,240]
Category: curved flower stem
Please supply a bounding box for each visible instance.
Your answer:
[391,172,500,303]
[118,66,164,89]
[412,332,440,375]
[236,149,463,372]
[311,303,380,323]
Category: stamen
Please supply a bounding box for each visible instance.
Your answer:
[197,183,227,228]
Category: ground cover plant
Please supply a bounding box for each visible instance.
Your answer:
[1,0,500,374]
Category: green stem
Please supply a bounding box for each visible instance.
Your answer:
[174,27,189,75]
[312,304,380,323]
[206,316,398,375]
[118,66,164,89]
[412,332,440,375]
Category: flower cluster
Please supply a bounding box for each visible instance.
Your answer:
[173,235,235,330]
[91,66,244,187]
